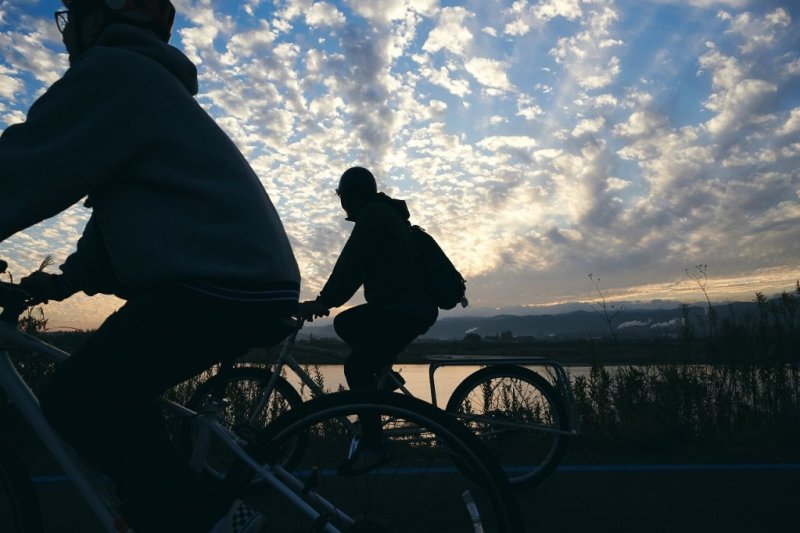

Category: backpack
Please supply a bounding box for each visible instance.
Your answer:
[410,225,467,310]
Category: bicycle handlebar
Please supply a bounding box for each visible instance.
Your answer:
[0,260,31,325]
[0,283,30,325]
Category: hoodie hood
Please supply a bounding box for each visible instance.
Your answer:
[374,192,410,220]
[92,24,198,95]
[346,192,410,222]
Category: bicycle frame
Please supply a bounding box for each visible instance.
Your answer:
[242,329,579,437]
[248,327,416,410]
[0,322,129,532]
[0,322,350,533]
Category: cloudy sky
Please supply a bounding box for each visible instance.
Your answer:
[1,0,799,330]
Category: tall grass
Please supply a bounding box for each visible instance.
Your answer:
[570,282,800,461]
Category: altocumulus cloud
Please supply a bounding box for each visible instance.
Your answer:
[0,0,798,329]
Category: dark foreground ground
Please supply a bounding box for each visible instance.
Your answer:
[30,462,800,532]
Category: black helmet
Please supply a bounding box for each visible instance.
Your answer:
[62,0,176,42]
[336,167,377,197]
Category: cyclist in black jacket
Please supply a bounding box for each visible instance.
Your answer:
[298,167,437,470]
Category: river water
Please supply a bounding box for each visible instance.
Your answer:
[282,363,595,405]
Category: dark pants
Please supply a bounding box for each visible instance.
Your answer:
[39,286,295,533]
[335,304,434,390]
[334,304,434,446]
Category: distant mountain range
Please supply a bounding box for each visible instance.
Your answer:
[301,300,769,341]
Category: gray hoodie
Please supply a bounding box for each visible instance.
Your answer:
[0,24,300,298]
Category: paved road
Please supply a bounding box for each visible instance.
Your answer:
[29,463,800,532]
[523,464,799,532]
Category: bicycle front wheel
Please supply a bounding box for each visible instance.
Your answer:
[445,365,570,489]
[0,441,42,533]
[183,366,304,480]
[228,391,523,532]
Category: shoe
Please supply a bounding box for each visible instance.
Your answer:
[209,499,266,533]
[337,436,391,477]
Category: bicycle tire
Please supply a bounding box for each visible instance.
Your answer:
[445,365,569,489]
[226,390,524,532]
[183,366,304,480]
[0,441,42,533]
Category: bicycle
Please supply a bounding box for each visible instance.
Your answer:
[0,278,523,532]
[186,320,582,490]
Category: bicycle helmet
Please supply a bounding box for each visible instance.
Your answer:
[62,0,175,42]
[337,167,377,197]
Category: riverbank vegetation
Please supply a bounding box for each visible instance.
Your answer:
[3,281,799,464]
[566,281,800,462]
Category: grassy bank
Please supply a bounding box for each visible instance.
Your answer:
[4,283,799,465]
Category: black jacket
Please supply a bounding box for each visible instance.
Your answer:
[317,193,437,321]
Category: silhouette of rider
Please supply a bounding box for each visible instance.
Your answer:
[0,1,299,531]
[297,167,437,462]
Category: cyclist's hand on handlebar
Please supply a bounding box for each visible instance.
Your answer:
[296,300,330,322]
[19,271,74,304]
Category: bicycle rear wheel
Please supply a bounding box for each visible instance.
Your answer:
[227,391,523,532]
[0,441,42,533]
[445,365,570,489]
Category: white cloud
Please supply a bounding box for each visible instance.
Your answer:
[614,110,667,137]
[699,45,778,137]
[550,6,623,90]
[243,1,261,17]
[503,0,582,36]
[419,65,472,97]
[422,7,474,56]
[580,56,621,90]
[606,177,630,191]
[778,107,800,135]
[781,143,800,158]
[572,116,605,137]
[305,2,345,27]
[349,0,437,24]
[1,109,25,126]
[720,8,791,54]
[652,0,749,7]
[503,18,531,37]
[178,5,233,64]
[533,148,562,161]
[477,135,537,152]
[465,57,512,91]
[517,94,544,120]
[705,77,777,136]
[533,0,583,23]
[219,20,277,65]
[0,72,22,100]
[0,18,65,86]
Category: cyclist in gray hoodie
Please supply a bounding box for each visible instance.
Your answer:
[0,1,298,531]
